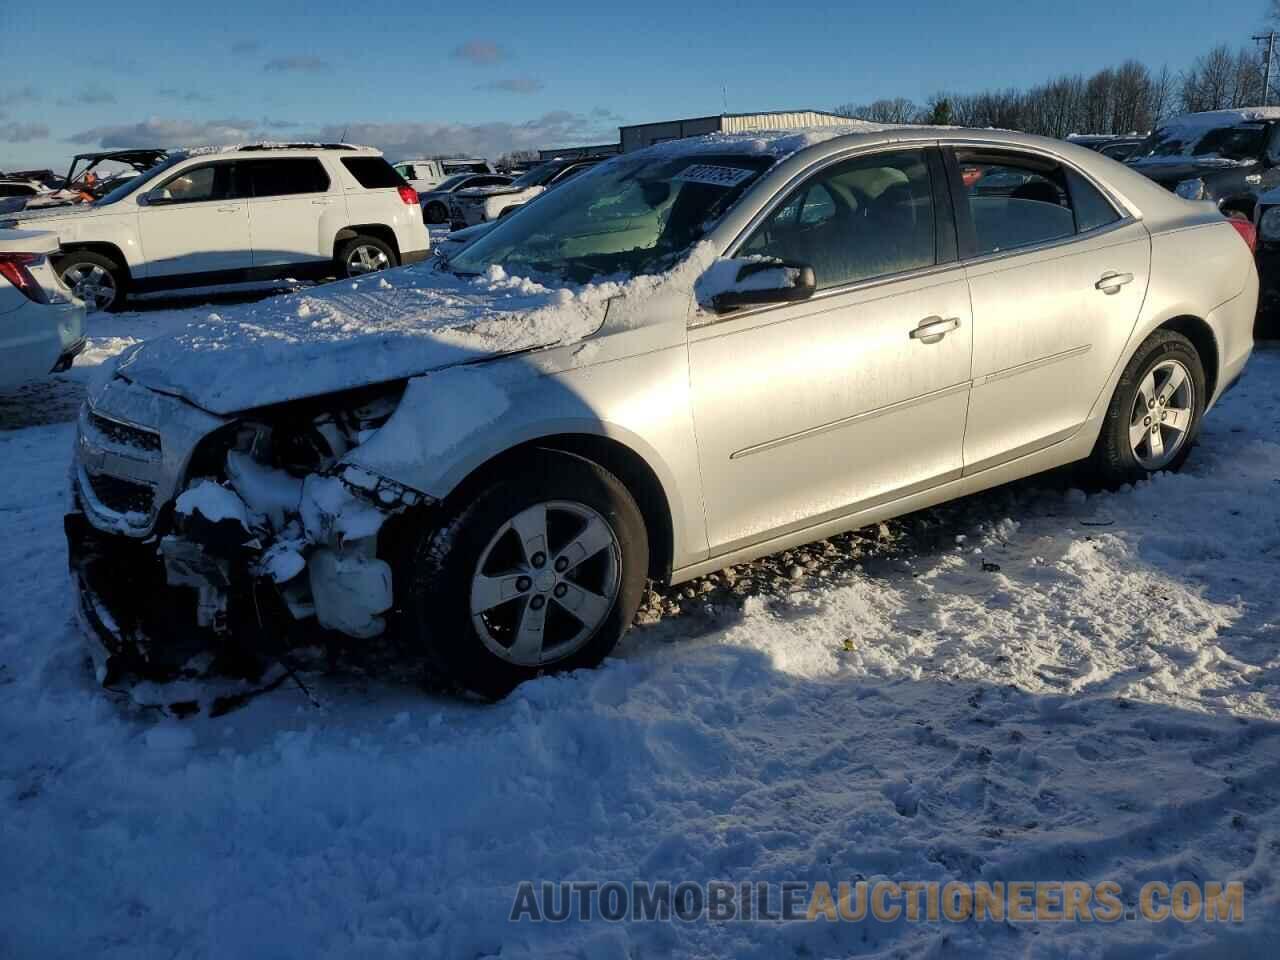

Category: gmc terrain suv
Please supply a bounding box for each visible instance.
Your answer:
[1,144,430,311]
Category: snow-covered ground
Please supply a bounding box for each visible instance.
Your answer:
[1,301,1278,958]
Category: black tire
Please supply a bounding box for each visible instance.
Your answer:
[1088,329,1206,486]
[56,250,126,312]
[336,235,397,278]
[423,201,448,224]
[408,450,649,700]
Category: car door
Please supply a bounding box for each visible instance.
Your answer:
[241,157,337,271]
[136,161,252,279]
[949,147,1151,474]
[688,146,974,555]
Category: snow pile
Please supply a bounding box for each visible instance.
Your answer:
[112,263,610,415]
[3,302,1280,955]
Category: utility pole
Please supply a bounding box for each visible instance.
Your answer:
[1254,32,1277,106]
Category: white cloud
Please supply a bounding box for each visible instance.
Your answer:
[64,109,625,159]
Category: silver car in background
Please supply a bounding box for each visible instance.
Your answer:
[67,127,1255,699]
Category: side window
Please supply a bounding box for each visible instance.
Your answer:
[244,158,331,198]
[957,152,1075,255]
[1067,169,1121,233]
[153,164,221,204]
[741,149,936,289]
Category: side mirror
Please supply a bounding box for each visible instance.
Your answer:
[698,257,817,312]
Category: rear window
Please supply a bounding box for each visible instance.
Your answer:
[342,156,406,189]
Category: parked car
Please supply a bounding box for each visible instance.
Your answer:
[448,156,604,229]
[419,173,513,224]
[66,127,1255,699]
[1096,138,1146,161]
[0,229,85,390]
[1,144,429,312]
[394,158,496,194]
[1066,134,1146,160]
[1127,108,1280,328]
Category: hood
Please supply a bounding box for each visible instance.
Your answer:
[113,262,608,416]
[454,184,535,200]
[3,202,98,226]
[1127,156,1256,184]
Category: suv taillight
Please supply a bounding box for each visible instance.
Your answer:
[0,252,49,304]
[1227,216,1257,254]
[397,185,418,206]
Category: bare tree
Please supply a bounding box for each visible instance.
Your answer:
[835,98,917,123]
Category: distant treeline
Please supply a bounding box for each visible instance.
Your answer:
[838,44,1272,136]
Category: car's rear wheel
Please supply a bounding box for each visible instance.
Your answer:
[408,450,649,700]
[423,201,448,224]
[58,251,124,312]
[338,235,397,278]
[1089,329,1205,485]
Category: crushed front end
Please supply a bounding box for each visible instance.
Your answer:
[66,373,429,683]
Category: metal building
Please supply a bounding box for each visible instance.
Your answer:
[618,110,852,152]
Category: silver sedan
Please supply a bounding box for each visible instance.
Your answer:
[69,127,1256,698]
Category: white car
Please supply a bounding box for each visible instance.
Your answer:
[0,229,84,390]
[394,158,496,194]
[0,144,430,312]
[447,156,604,229]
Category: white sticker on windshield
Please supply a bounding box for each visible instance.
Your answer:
[675,164,756,188]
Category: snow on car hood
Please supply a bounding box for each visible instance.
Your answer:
[113,263,610,416]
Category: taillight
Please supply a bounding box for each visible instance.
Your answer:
[0,252,49,304]
[1227,216,1257,254]
[397,185,418,206]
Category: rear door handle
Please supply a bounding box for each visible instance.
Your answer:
[910,315,961,343]
[216,205,240,213]
[1095,271,1134,294]
[311,198,334,206]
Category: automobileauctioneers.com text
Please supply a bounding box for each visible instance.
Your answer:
[510,880,1245,924]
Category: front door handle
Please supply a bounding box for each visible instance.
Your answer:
[1095,271,1134,294]
[215,205,240,213]
[910,315,961,343]
[311,198,334,206]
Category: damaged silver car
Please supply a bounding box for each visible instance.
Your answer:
[67,126,1256,699]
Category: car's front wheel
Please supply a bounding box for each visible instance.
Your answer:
[57,251,125,312]
[407,450,649,699]
[1089,329,1206,485]
[338,235,397,278]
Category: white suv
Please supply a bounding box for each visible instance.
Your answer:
[393,158,496,194]
[0,144,430,311]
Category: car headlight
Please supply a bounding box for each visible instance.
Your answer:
[1260,207,1280,241]
[1175,178,1206,201]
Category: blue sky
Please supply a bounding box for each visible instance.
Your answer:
[0,0,1272,169]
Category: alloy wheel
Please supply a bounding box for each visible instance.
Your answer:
[346,244,391,276]
[1129,358,1194,470]
[62,263,116,311]
[469,501,622,666]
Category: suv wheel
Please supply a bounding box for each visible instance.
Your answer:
[1089,329,1206,485]
[338,235,396,277]
[58,251,125,312]
[408,450,649,700]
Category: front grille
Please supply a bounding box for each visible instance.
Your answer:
[87,473,155,517]
[90,412,161,454]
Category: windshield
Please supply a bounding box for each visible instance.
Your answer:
[449,153,774,283]
[511,161,568,188]
[94,155,185,207]
[1134,122,1268,162]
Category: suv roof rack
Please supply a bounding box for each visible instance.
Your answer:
[235,143,360,152]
